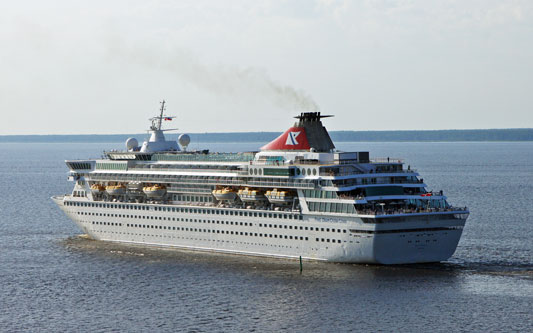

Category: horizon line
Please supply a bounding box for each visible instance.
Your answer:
[1,127,532,136]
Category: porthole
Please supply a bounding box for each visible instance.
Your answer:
[296,168,301,175]
[259,169,262,175]
[254,169,258,175]
[302,169,306,176]
[249,169,253,175]
[312,169,317,176]
[308,168,312,175]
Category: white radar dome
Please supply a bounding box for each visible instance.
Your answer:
[126,137,139,151]
[178,134,191,149]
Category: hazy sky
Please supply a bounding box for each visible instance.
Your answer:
[1,0,532,134]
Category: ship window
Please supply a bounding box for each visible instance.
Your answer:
[302,169,306,176]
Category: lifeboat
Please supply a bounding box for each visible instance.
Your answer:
[106,184,126,196]
[265,189,294,204]
[143,184,167,198]
[90,184,106,194]
[238,188,267,202]
[212,188,237,201]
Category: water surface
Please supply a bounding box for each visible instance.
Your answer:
[0,142,531,332]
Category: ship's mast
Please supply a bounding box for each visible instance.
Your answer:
[158,100,165,130]
[150,100,166,131]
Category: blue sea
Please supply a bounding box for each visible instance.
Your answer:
[0,141,531,332]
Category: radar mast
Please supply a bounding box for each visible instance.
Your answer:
[150,100,167,131]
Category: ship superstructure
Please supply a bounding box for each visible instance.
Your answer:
[53,102,469,264]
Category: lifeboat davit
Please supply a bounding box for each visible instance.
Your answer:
[127,181,143,191]
[143,184,167,198]
[106,184,126,196]
[265,189,294,204]
[238,188,267,202]
[90,184,106,194]
[212,188,237,201]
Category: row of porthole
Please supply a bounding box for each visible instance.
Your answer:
[249,168,263,175]
[248,168,317,176]
[92,221,310,241]
[296,168,317,176]
[101,232,298,249]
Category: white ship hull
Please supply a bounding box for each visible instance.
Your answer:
[53,196,466,264]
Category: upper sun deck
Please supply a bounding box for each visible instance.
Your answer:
[68,109,416,179]
[70,148,415,179]
[105,150,256,163]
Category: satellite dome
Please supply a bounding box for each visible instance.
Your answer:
[178,134,191,149]
[126,137,139,151]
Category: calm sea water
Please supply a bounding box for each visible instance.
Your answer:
[0,141,531,332]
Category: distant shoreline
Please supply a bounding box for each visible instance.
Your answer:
[1,129,532,143]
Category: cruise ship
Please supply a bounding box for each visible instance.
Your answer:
[52,102,469,264]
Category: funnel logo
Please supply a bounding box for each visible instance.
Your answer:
[286,131,301,145]
[260,127,309,150]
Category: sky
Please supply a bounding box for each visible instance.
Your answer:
[1,0,532,134]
